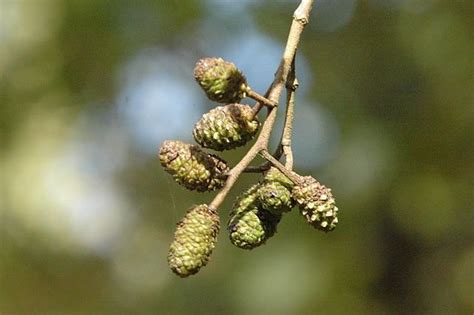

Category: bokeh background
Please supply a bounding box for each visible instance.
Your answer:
[1,0,473,314]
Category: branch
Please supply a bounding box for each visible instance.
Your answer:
[259,150,302,185]
[251,84,273,118]
[242,164,271,173]
[209,0,314,210]
[281,57,298,170]
[244,86,277,108]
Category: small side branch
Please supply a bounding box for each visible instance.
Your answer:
[259,150,301,185]
[244,86,277,108]
[281,57,298,170]
[251,84,273,118]
[242,164,271,173]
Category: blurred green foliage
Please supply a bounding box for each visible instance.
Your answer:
[1,0,473,314]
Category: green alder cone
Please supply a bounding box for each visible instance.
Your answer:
[194,57,247,103]
[193,103,259,151]
[257,181,294,215]
[159,140,229,192]
[228,184,281,249]
[168,204,220,278]
[257,167,295,214]
[292,176,339,232]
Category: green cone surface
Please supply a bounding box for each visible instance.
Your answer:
[228,184,281,249]
[258,181,294,214]
[193,103,259,151]
[257,167,295,215]
[159,140,229,192]
[292,176,339,232]
[168,204,220,278]
[194,57,247,103]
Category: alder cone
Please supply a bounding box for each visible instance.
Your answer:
[292,176,339,232]
[159,140,229,192]
[228,184,281,250]
[257,167,295,215]
[168,205,220,277]
[258,181,294,215]
[193,103,259,151]
[194,57,247,103]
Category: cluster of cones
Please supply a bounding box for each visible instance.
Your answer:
[159,58,339,277]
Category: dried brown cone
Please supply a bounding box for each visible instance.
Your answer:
[168,204,220,277]
[159,140,229,192]
[193,103,259,151]
[292,176,339,232]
